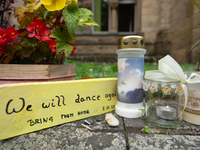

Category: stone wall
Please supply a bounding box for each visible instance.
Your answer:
[142,0,200,63]
[70,35,120,62]
[168,0,193,63]
[192,0,200,64]
[141,0,171,61]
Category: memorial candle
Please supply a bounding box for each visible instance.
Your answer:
[156,105,177,120]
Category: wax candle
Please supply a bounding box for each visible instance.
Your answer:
[115,36,146,118]
[156,105,177,120]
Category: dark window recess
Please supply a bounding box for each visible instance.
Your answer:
[118,4,135,32]
[101,0,109,31]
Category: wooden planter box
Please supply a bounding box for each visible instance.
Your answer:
[0,64,76,85]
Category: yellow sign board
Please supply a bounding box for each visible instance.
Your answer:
[0,78,117,140]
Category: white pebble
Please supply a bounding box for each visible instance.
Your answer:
[105,113,119,127]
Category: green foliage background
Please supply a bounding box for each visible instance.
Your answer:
[65,60,196,80]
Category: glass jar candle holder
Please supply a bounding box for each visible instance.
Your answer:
[144,79,185,128]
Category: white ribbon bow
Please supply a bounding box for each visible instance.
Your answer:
[145,55,200,115]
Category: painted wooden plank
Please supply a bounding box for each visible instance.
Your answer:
[0,78,117,140]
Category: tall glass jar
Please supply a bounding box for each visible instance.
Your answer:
[115,36,146,118]
[144,79,184,128]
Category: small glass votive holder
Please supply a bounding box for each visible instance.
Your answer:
[143,79,185,128]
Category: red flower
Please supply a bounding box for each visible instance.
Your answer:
[69,43,76,55]
[0,28,11,45]
[0,28,4,38]
[49,40,57,52]
[26,27,35,32]
[6,27,19,38]
[30,19,45,31]
[71,46,76,55]
[40,27,51,41]
[27,19,47,40]
[0,46,4,53]
[27,19,52,41]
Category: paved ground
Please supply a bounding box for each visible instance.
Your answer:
[1,111,200,150]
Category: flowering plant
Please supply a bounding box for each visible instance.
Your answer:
[0,0,98,64]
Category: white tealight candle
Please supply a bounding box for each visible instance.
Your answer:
[156,105,177,120]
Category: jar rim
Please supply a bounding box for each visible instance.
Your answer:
[144,78,181,84]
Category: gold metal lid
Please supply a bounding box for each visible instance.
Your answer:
[118,36,145,49]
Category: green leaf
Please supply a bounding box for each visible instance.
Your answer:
[56,42,73,57]
[79,8,93,19]
[166,128,170,135]
[128,138,134,144]
[63,27,76,43]
[43,10,48,19]
[78,8,98,26]
[78,18,99,26]
[51,27,76,44]
[190,0,200,9]
[185,38,200,54]
[139,109,146,114]
[50,27,66,42]
[36,17,43,20]
[111,64,118,73]
[197,54,200,71]
[46,11,56,19]
[56,54,62,61]
[25,0,33,2]
[21,46,34,57]
[24,36,37,45]
[63,3,80,38]
[15,45,21,50]
[39,42,51,54]
[141,125,151,134]
[32,52,45,63]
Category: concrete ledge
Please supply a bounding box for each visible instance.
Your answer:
[1,112,200,149]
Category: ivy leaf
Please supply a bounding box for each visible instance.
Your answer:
[63,3,80,38]
[56,42,73,57]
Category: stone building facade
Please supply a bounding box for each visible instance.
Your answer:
[4,0,200,63]
[72,0,200,63]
